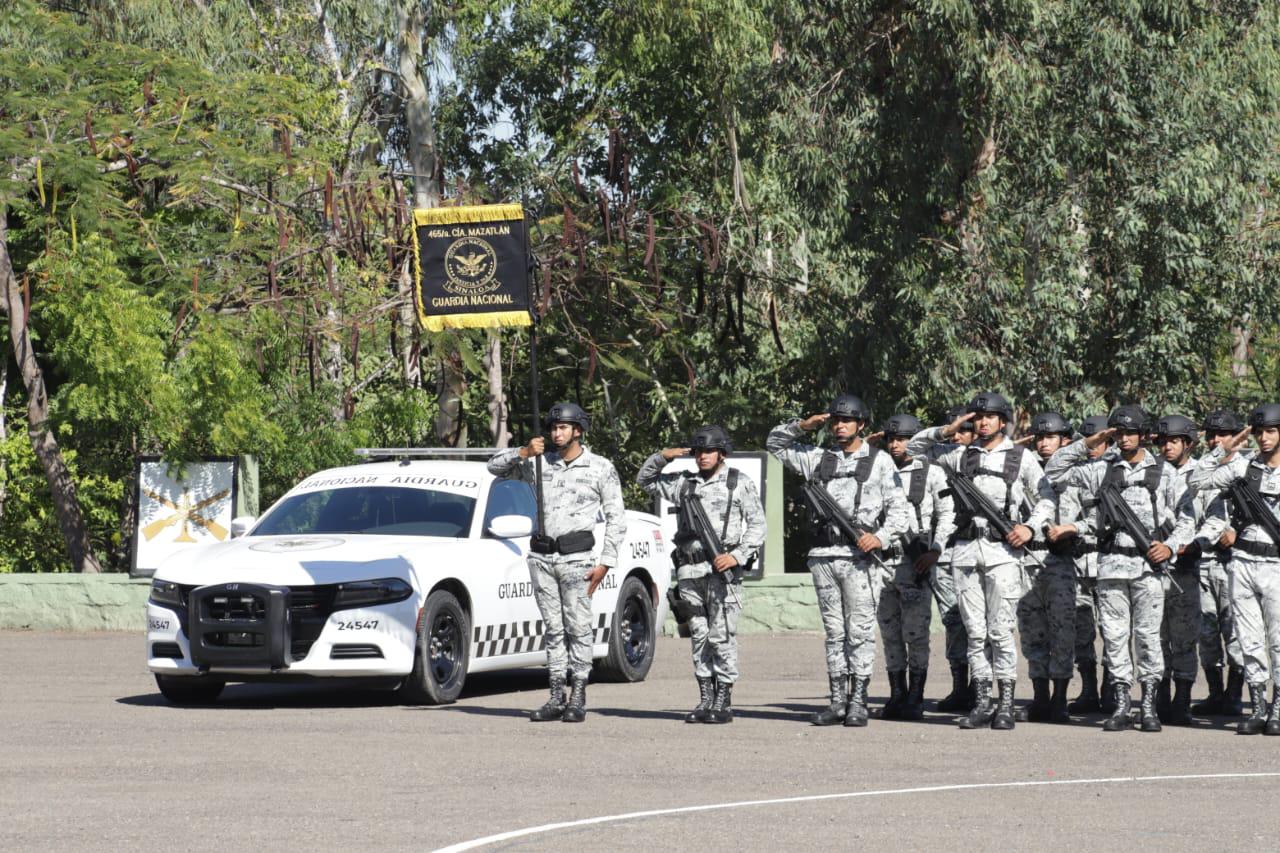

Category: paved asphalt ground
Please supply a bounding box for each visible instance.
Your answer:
[3,630,1280,851]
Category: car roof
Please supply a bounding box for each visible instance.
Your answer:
[286,459,496,497]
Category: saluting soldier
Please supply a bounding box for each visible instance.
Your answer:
[487,402,627,723]
[909,393,1054,731]
[1016,412,1078,723]
[1187,404,1280,735]
[1064,414,1113,715]
[929,406,977,713]
[768,395,910,728]
[1045,405,1188,733]
[875,414,955,720]
[638,426,766,724]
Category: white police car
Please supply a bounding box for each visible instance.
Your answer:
[146,449,670,705]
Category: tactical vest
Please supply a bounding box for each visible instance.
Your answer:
[1100,456,1168,540]
[1230,464,1279,533]
[678,468,739,545]
[952,444,1024,538]
[809,446,883,539]
[903,458,931,531]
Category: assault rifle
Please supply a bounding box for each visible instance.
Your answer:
[947,470,1045,569]
[801,480,887,569]
[1099,484,1181,592]
[1227,477,1280,551]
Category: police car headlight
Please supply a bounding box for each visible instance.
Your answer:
[149,579,183,608]
[333,578,413,610]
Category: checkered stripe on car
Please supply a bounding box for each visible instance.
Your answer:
[472,613,610,658]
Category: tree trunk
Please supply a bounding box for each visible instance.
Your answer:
[0,207,102,573]
[1231,317,1251,381]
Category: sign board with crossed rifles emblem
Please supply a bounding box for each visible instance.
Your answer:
[411,203,533,331]
[130,458,241,577]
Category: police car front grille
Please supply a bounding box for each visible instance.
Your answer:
[330,643,383,660]
[173,583,339,662]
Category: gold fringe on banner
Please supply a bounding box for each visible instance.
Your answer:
[421,311,532,332]
[413,203,524,227]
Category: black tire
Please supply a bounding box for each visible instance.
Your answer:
[400,589,470,705]
[155,673,225,706]
[596,575,656,682]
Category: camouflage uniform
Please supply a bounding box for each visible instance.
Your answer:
[637,455,766,684]
[1188,450,1280,690]
[768,421,910,681]
[907,428,1054,684]
[1017,480,1081,681]
[919,445,969,670]
[878,457,955,673]
[487,446,627,683]
[1045,441,1187,687]
[1160,462,1203,684]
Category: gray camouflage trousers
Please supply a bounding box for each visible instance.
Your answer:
[877,563,933,672]
[678,574,742,683]
[810,556,880,679]
[529,555,594,682]
[932,560,968,665]
[1229,558,1280,686]
[1199,561,1243,671]
[1097,573,1165,685]
[1161,567,1201,682]
[954,560,1021,681]
[1017,558,1077,680]
[1075,578,1099,665]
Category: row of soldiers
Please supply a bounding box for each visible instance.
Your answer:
[489,395,1280,734]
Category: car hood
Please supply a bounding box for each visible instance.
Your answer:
[153,534,477,588]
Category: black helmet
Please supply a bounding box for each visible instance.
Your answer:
[942,405,975,433]
[544,402,590,433]
[883,413,923,438]
[1155,414,1197,441]
[688,424,732,454]
[1029,411,1072,437]
[828,394,870,421]
[1202,409,1243,433]
[1107,404,1151,432]
[967,392,1013,422]
[1248,403,1280,429]
[1079,414,1109,437]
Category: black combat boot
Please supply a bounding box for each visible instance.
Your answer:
[1191,667,1226,716]
[686,676,715,723]
[1049,678,1071,723]
[1155,675,1172,722]
[1225,666,1246,716]
[937,663,972,712]
[1167,679,1193,726]
[1102,682,1132,732]
[1238,682,1268,735]
[812,676,848,726]
[1068,663,1101,714]
[958,679,996,729]
[530,673,568,722]
[844,676,870,727]
[1100,667,1117,714]
[902,669,927,721]
[561,676,587,723]
[991,679,1016,730]
[705,681,733,724]
[1020,678,1050,722]
[880,670,908,720]
[1139,678,1162,732]
[1265,687,1280,737]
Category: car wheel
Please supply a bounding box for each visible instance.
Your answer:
[596,575,656,682]
[155,673,225,705]
[400,589,470,705]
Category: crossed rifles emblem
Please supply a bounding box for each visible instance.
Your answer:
[141,488,231,543]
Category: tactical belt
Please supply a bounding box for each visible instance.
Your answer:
[1234,539,1280,559]
[954,523,1005,543]
[529,530,596,555]
[1104,544,1146,558]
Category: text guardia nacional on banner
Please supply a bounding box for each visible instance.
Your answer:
[412,204,532,332]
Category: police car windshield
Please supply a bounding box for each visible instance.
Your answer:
[253,487,475,538]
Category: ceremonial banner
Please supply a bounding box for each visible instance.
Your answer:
[412,203,533,331]
[131,457,240,577]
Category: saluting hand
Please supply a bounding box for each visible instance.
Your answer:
[864,430,885,446]
[520,436,546,458]
[661,447,690,461]
[799,413,830,431]
[1084,427,1116,449]
[1222,427,1252,456]
[941,411,977,438]
[1013,434,1036,447]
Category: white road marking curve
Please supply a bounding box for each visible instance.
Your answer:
[434,772,1280,852]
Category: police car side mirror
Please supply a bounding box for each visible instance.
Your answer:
[230,516,257,538]
[488,515,534,539]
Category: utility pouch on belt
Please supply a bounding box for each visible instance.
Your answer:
[667,586,700,623]
[530,530,596,555]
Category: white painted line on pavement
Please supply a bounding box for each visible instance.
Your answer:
[433,771,1280,852]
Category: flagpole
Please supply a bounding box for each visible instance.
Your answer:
[526,233,545,537]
